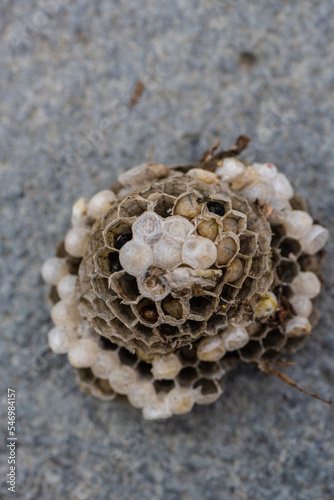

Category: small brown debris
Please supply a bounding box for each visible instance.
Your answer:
[200,140,221,163]
[253,198,273,220]
[192,284,206,297]
[129,80,145,107]
[199,136,250,171]
[257,359,332,405]
[238,51,258,67]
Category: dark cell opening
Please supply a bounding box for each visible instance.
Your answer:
[193,378,218,396]
[179,345,197,363]
[189,296,214,316]
[261,349,280,361]
[158,323,179,337]
[99,336,119,351]
[119,347,137,366]
[280,238,301,258]
[137,361,153,379]
[239,340,263,361]
[276,259,299,284]
[207,201,225,216]
[154,195,175,218]
[284,336,307,352]
[262,329,285,349]
[108,253,122,273]
[198,361,220,377]
[177,367,198,386]
[114,232,132,250]
[78,368,95,383]
[153,379,175,393]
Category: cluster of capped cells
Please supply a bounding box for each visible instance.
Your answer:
[42,149,329,419]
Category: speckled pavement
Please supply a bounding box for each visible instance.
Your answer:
[0,1,333,499]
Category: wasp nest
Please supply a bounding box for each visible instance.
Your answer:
[42,139,329,419]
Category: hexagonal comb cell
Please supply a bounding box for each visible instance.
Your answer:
[280,238,301,258]
[276,259,299,284]
[223,212,247,234]
[152,194,176,218]
[91,276,114,300]
[189,296,216,320]
[193,378,222,404]
[103,220,133,248]
[176,367,198,387]
[262,329,286,350]
[239,230,258,257]
[94,248,122,277]
[109,299,138,327]
[153,379,175,394]
[118,196,149,218]
[134,299,160,326]
[109,272,139,302]
[161,296,184,320]
[249,254,270,278]
[238,340,264,362]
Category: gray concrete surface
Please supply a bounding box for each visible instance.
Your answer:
[0,1,333,499]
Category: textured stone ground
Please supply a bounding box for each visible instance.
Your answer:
[0,1,333,499]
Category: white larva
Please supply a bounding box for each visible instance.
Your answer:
[272,172,294,200]
[67,338,100,368]
[174,193,203,218]
[64,227,90,258]
[291,272,321,299]
[253,162,278,180]
[197,335,226,362]
[216,236,238,265]
[51,300,79,328]
[286,316,312,337]
[166,387,194,415]
[223,326,249,351]
[225,257,244,283]
[151,354,182,380]
[91,350,120,378]
[41,257,68,285]
[57,274,78,302]
[254,292,278,319]
[300,225,329,255]
[222,218,239,233]
[182,235,217,269]
[242,181,272,202]
[163,216,195,243]
[127,381,157,409]
[197,219,219,241]
[187,168,220,184]
[87,190,116,219]
[108,365,138,395]
[119,240,153,277]
[48,326,78,354]
[143,394,172,420]
[283,210,313,240]
[289,295,313,318]
[152,237,183,270]
[71,197,88,228]
[132,212,163,245]
[193,383,221,405]
[216,157,246,180]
